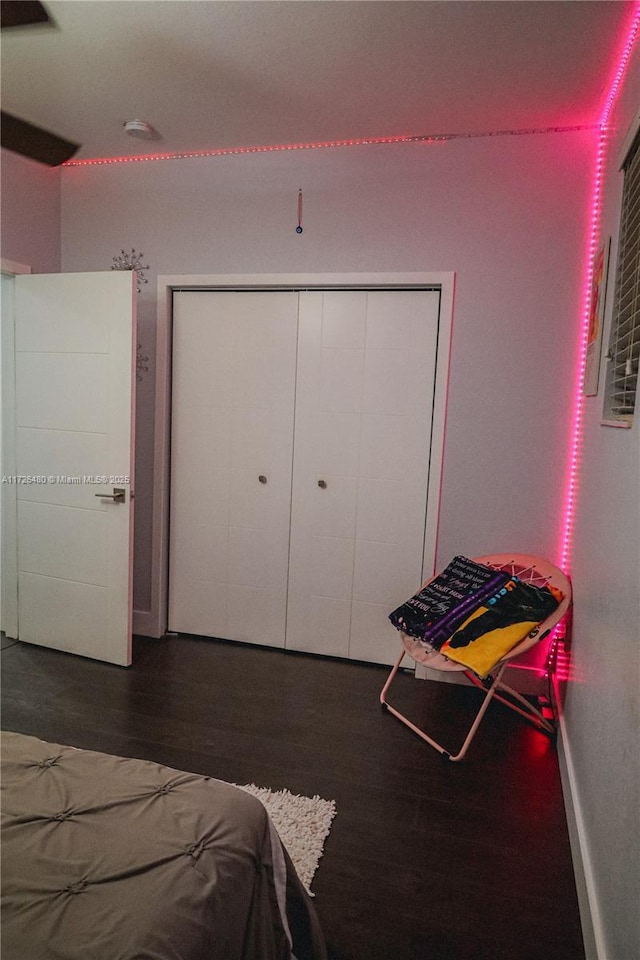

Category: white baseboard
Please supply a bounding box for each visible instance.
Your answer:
[552,676,605,960]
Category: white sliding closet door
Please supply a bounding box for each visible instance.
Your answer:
[286,290,440,665]
[169,291,298,646]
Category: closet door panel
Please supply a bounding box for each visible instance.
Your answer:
[227,526,281,587]
[352,540,410,603]
[362,349,413,416]
[320,292,367,348]
[286,293,357,657]
[183,581,229,639]
[313,412,360,477]
[287,289,440,665]
[319,350,365,413]
[349,600,404,664]
[170,512,229,585]
[230,408,292,471]
[311,477,357,539]
[169,291,297,645]
[177,320,236,409]
[310,537,355,600]
[356,478,406,541]
[358,414,415,481]
[305,597,352,654]
[227,584,284,647]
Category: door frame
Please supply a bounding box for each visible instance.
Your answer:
[1,259,31,637]
[152,272,455,639]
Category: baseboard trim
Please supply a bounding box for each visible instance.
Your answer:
[552,676,605,960]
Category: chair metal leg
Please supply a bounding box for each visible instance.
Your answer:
[380,647,509,761]
[465,671,555,734]
[447,665,507,761]
[379,645,406,705]
[380,645,451,757]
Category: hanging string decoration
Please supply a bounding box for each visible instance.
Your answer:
[296,188,303,234]
[136,344,149,382]
[110,248,149,293]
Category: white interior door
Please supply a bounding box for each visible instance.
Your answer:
[7,271,136,666]
[286,290,440,665]
[1,271,18,637]
[168,291,298,646]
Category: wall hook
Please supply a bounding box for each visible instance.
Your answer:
[296,188,303,234]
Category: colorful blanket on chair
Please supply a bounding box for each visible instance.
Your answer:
[388,556,511,648]
[439,579,563,677]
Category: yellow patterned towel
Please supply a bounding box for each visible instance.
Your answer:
[439,580,562,677]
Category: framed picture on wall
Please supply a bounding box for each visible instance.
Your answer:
[584,237,611,396]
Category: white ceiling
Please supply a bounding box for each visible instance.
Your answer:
[1,0,635,162]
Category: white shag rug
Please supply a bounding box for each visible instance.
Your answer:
[237,783,336,893]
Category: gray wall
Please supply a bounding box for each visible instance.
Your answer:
[566,43,640,960]
[1,149,61,272]
[61,128,593,624]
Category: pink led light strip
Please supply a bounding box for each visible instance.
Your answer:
[63,124,595,167]
[63,133,447,166]
[61,13,639,585]
[559,3,640,576]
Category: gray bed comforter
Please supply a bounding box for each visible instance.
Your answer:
[1,731,327,960]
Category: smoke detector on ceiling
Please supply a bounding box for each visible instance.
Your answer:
[123,119,160,141]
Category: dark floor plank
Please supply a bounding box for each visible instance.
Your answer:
[1,635,584,960]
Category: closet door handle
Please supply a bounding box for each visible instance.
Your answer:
[258,475,267,484]
[317,479,327,489]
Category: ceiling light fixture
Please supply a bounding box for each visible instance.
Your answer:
[123,119,159,141]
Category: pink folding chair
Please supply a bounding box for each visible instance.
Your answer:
[380,554,572,761]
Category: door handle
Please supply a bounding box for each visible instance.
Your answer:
[95,487,126,503]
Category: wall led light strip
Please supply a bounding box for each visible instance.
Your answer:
[559,2,640,576]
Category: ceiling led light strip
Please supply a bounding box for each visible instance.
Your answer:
[63,124,596,167]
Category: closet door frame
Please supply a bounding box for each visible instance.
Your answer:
[152,273,455,641]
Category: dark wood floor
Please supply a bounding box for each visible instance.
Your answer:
[1,634,584,960]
